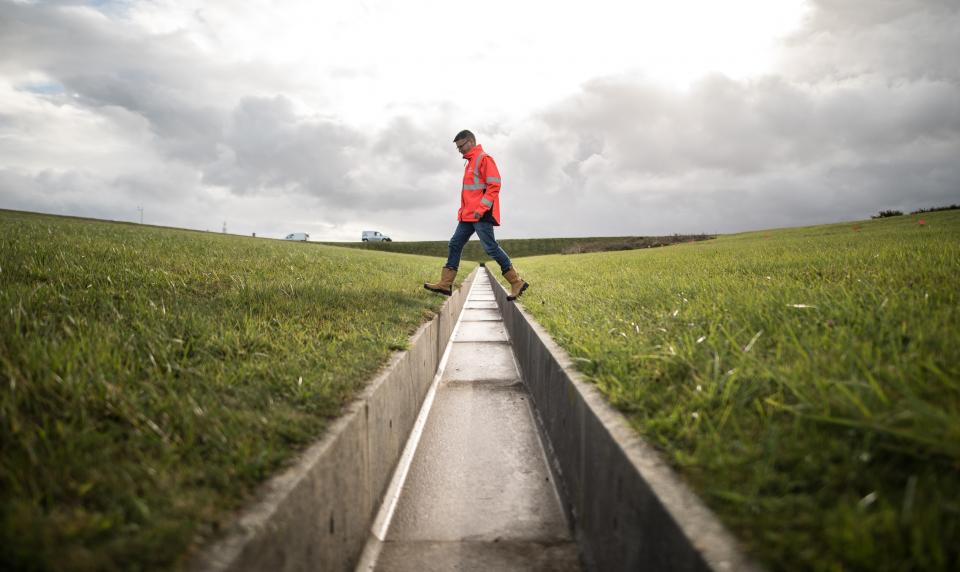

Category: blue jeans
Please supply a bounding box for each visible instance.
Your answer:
[445,221,512,273]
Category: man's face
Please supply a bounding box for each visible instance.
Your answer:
[455,138,474,157]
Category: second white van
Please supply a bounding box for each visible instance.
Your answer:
[362,230,392,242]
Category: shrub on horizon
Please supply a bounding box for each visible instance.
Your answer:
[910,204,960,214]
[872,209,904,218]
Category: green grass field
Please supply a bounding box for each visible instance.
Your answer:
[0,209,473,571]
[320,233,711,260]
[498,211,960,571]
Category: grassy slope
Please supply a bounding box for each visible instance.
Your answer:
[0,210,473,571]
[319,234,711,261]
[500,212,959,571]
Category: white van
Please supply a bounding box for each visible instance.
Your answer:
[284,232,309,241]
[361,230,392,242]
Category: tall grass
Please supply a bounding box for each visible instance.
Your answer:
[502,211,960,571]
[0,209,472,571]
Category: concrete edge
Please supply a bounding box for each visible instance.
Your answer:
[189,268,478,572]
[487,268,763,572]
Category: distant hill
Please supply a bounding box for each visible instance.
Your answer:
[320,234,714,261]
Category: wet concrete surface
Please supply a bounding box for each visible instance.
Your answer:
[460,308,502,321]
[464,300,499,309]
[442,342,519,383]
[387,383,566,542]
[453,321,509,343]
[374,540,580,572]
[367,273,580,571]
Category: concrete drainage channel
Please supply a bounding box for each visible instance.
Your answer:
[193,265,760,571]
[356,269,579,571]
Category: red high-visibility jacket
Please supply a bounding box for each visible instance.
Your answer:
[458,144,501,225]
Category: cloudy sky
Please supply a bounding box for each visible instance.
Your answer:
[1,0,958,241]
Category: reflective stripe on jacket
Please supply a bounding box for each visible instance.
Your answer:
[458,144,501,225]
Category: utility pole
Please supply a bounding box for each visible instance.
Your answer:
[137,206,143,224]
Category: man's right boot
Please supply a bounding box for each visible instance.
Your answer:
[424,266,457,296]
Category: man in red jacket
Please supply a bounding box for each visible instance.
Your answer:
[424,130,529,300]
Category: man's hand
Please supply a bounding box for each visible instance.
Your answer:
[472,210,483,220]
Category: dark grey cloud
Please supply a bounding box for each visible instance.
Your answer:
[782,0,960,83]
[204,95,360,195]
[537,74,959,178]
[67,72,225,162]
[204,98,459,213]
[0,167,146,223]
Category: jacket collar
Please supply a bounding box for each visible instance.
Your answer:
[463,144,484,160]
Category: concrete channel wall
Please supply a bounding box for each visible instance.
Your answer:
[191,269,476,572]
[488,268,761,572]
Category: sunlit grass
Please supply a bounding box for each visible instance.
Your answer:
[0,209,473,571]
[500,211,960,571]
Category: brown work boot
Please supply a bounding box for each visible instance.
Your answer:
[503,267,529,301]
[424,266,457,296]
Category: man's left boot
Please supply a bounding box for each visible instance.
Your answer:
[503,267,529,301]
